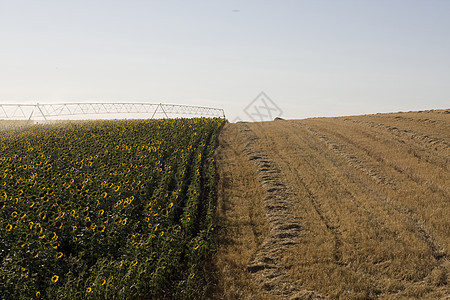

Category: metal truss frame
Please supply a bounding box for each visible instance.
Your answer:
[0,103,225,120]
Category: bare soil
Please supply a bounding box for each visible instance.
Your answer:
[212,110,450,299]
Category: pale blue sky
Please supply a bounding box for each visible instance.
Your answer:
[1,0,449,120]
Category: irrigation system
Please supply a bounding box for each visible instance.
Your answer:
[0,103,225,121]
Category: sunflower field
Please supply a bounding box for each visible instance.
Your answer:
[0,118,225,299]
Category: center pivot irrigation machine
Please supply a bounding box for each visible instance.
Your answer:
[0,102,226,121]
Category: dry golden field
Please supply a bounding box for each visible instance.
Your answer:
[213,110,449,299]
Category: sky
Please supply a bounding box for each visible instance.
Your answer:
[1,0,449,121]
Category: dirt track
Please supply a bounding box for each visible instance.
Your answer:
[213,110,450,299]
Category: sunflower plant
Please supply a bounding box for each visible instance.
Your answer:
[0,118,225,299]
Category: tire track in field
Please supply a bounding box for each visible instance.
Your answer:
[293,122,447,265]
[303,119,450,199]
[341,119,450,198]
[347,119,450,152]
[296,123,391,186]
[384,115,450,129]
[346,116,450,164]
[292,173,343,264]
[238,123,325,300]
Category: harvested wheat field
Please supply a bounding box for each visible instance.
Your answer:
[212,109,450,299]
